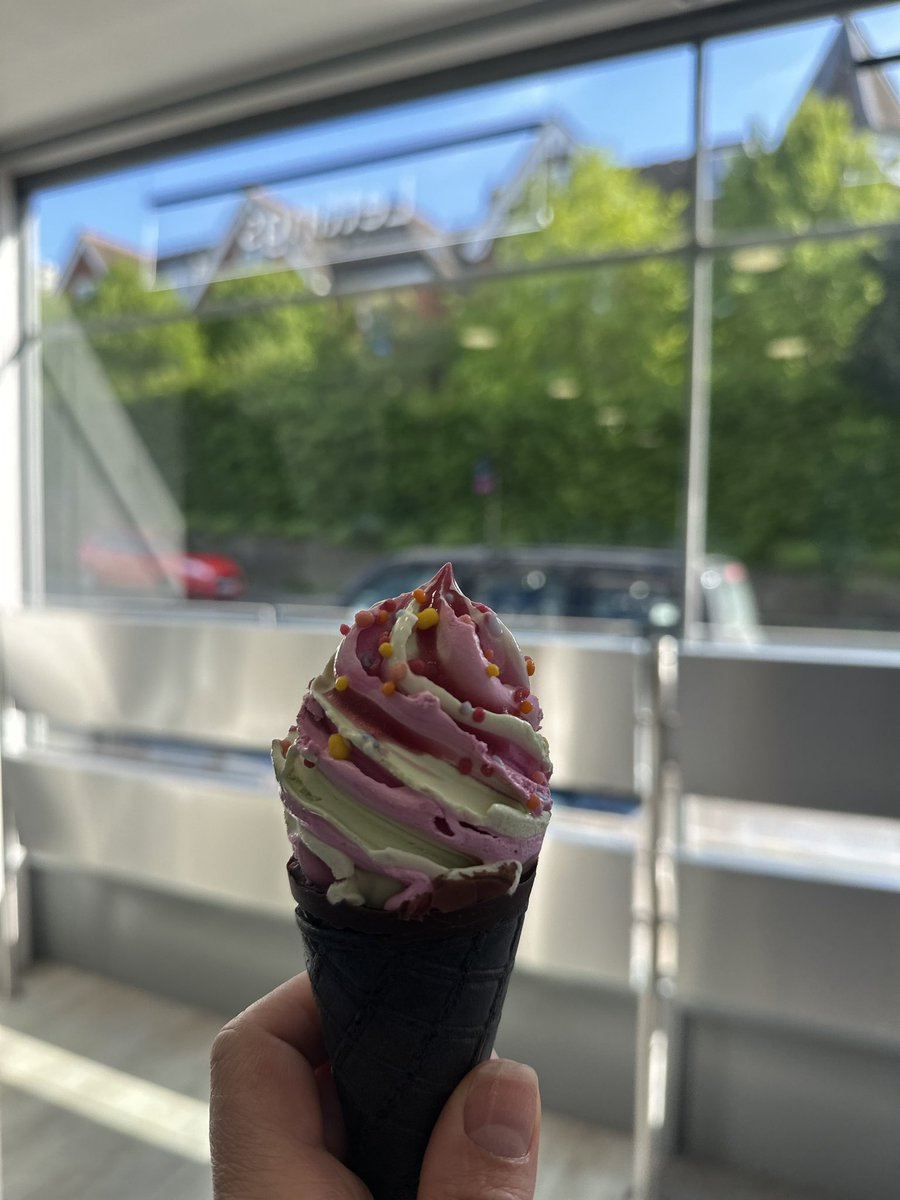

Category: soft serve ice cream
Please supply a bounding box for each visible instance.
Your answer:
[273,563,552,919]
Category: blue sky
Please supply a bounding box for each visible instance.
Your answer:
[35,7,900,270]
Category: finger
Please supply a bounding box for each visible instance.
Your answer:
[210,974,369,1200]
[417,1059,540,1200]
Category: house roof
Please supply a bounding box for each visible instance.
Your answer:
[809,17,900,137]
[57,230,148,294]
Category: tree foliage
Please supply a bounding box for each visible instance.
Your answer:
[68,93,900,582]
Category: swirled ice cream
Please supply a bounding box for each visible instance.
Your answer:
[272,563,552,919]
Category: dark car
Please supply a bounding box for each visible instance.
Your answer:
[79,534,246,600]
[342,545,759,640]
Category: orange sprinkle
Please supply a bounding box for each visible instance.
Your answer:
[484,648,495,660]
[518,700,534,715]
[486,663,500,677]
[381,680,396,696]
[355,610,375,629]
[389,662,408,682]
[279,737,293,754]
[328,734,351,761]
[527,793,541,813]
[413,587,427,604]
[377,610,390,624]
[416,607,440,630]
[531,770,547,786]
[334,675,350,692]
[378,642,394,658]
[525,656,536,677]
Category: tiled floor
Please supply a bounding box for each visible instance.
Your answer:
[0,964,827,1200]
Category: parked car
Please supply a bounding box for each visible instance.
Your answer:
[79,534,246,600]
[342,545,760,640]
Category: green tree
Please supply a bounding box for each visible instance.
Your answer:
[709,93,900,577]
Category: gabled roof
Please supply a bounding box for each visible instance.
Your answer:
[809,17,900,136]
[57,230,147,294]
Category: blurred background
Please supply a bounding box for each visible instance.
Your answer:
[1,1,899,1197]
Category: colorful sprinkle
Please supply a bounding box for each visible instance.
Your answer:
[389,662,408,682]
[459,613,474,625]
[377,609,390,624]
[409,658,427,675]
[416,607,439,630]
[328,734,351,760]
[458,758,473,775]
[525,656,536,677]
[459,701,474,719]
[279,737,293,754]
[413,587,427,604]
[334,675,350,692]
[378,642,394,658]
[475,603,489,613]
[381,680,396,696]
[513,686,529,703]
[518,700,534,715]
[486,614,503,636]
[339,622,351,636]
[486,663,500,677]
[381,599,397,613]
[531,770,548,786]
[303,758,317,769]
[473,707,486,723]
[484,647,495,660]
[527,793,541,813]
[480,762,495,777]
[355,610,375,629]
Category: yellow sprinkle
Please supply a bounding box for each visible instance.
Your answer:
[334,675,350,692]
[486,663,500,677]
[378,642,394,658]
[416,607,440,630]
[328,734,351,760]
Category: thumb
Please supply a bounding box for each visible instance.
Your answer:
[417,1059,540,1200]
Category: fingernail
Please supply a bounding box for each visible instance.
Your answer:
[463,1060,538,1160]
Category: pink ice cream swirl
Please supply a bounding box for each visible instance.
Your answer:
[272,563,553,918]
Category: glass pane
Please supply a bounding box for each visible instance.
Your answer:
[708,235,900,644]
[707,16,900,236]
[42,259,689,629]
[853,2,900,54]
[37,45,693,327]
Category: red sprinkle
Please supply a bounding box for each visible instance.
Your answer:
[475,603,489,613]
[473,707,486,723]
[339,623,351,635]
[458,758,473,775]
[514,686,530,703]
[355,610,375,629]
[381,599,397,613]
[409,658,427,675]
[480,763,495,777]
[303,759,316,769]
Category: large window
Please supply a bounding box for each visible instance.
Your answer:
[30,5,900,643]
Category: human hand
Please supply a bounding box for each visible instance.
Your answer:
[210,972,541,1200]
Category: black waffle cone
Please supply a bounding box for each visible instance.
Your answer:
[290,860,536,1200]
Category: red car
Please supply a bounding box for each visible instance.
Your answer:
[79,535,246,600]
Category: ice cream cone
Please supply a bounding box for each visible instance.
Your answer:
[289,857,536,1200]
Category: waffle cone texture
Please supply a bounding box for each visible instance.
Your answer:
[289,858,536,1200]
